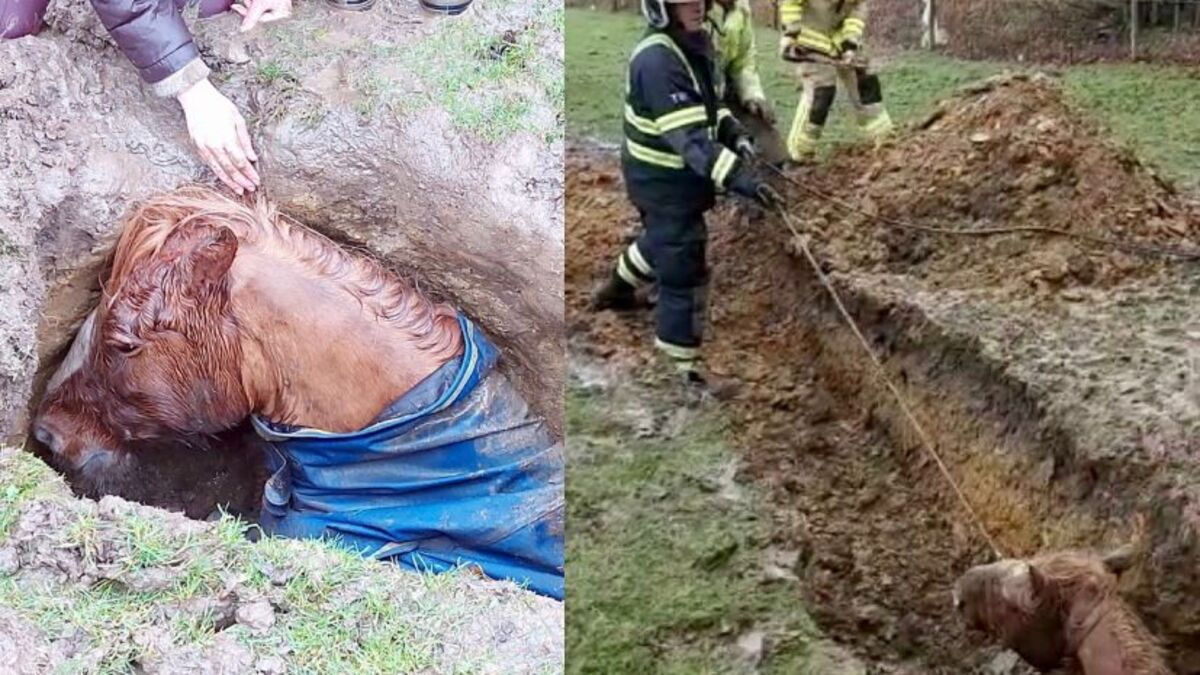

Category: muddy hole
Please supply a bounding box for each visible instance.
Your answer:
[22,208,466,525]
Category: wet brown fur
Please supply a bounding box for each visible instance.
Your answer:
[36,186,462,469]
[956,550,1170,674]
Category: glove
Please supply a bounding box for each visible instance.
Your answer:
[756,184,783,210]
[734,136,757,160]
[839,40,863,65]
[728,170,782,210]
[743,98,776,125]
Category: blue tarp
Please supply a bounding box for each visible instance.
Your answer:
[252,316,565,599]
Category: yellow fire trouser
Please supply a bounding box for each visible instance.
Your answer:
[786,60,893,160]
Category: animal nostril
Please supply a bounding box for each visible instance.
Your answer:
[33,421,60,453]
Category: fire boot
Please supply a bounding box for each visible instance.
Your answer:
[677,362,741,401]
[589,274,644,312]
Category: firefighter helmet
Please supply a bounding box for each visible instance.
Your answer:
[640,0,702,29]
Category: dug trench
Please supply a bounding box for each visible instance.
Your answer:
[566,73,1200,672]
[1,0,562,515]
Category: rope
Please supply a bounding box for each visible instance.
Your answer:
[767,201,1007,560]
[762,163,1200,261]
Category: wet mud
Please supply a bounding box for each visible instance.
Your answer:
[566,73,1199,672]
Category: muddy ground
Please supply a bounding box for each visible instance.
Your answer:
[566,73,1200,672]
[0,447,563,673]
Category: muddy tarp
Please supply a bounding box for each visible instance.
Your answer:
[253,317,565,599]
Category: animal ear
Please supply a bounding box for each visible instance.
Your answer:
[1101,545,1136,577]
[189,225,238,287]
[1027,562,1047,598]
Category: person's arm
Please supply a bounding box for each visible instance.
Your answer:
[728,2,765,104]
[89,0,208,96]
[89,0,261,193]
[837,1,868,52]
[634,48,759,200]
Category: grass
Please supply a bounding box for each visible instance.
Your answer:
[566,384,822,673]
[565,8,998,145]
[566,7,1200,186]
[1061,64,1200,188]
[0,447,512,675]
[380,0,563,142]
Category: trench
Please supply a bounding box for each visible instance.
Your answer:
[564,145,1186,672]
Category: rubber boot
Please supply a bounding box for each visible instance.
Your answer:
[419,0,473,15]
[677,362,740,401]
[324,0,376,11]
[589,273,642,312]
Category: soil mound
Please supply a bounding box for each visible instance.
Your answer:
[784,73,1200,296]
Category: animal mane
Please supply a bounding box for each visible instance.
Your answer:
[103,186,459,353]
[1032,551,1171,675]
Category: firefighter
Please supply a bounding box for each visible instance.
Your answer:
[590,0,781,394]
[707,0,788,165]
[778,0,893,160]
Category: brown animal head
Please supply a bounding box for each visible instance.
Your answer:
[954,548,1137,672]
[35,208,251,472]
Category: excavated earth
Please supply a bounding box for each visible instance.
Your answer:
[566,73,1200,673]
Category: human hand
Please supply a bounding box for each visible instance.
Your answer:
[176,79,260,194]
[743,98,775,124]
[232,0,292,31]
[734,136,757,160]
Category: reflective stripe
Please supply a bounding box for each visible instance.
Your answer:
[617,256,644,286]
[795,28,835,54]
[655,338,700,361]
[624,104,660,135]
[779,0,804,26]
[626,139,685,169]
[717,108,733,124]
[842,17,866,36]
[861,110,894,137]
[710,148,738,190]
[657,105,708,132]
[627,242,653,277]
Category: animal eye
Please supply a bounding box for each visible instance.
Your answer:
[111,340,142,356]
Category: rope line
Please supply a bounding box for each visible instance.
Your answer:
[767,201,1007,560]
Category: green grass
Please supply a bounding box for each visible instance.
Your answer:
[382,0,563,141]
[566,385,821,673]
[0,448,495,674]
[1062,64,1200,188]
[566,7,1200,185]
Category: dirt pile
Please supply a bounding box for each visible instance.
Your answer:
[784,72,1200,297]
[0,447,563,673]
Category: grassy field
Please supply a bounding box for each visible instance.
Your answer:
[566,7,1200,186]
[566,373,861,674]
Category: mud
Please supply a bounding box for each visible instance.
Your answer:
[0,0,564,452]
[566,73,1199,673]
[0,447,563,673]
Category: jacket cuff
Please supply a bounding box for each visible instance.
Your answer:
[149,57,211,98]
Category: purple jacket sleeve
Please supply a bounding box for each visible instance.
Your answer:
[89,0,199,84]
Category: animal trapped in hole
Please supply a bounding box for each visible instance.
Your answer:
[35,186,564,598]
[954,548,1171,674]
